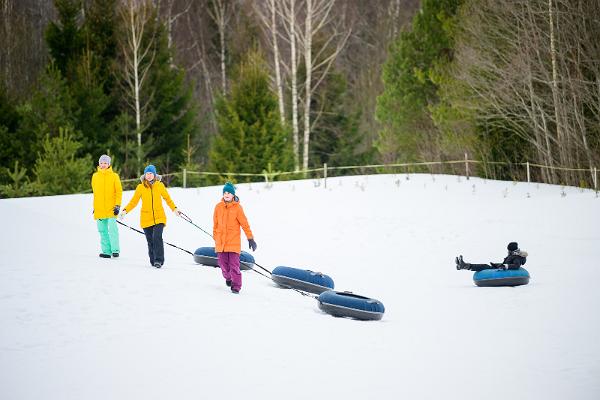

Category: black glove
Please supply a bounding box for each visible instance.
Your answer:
[113,205,120,216]
[248,238,257,252]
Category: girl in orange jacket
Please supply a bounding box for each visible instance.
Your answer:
[120,165,181,268]
[213,182,256,293]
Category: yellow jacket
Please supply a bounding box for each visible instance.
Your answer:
[91,166,123,220]
[123,176,177,228]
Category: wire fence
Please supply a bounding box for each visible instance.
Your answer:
[118,154,599,193]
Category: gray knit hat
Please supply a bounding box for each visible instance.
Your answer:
[99,154,111,165]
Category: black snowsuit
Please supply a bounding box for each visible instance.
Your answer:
[468,251,527,272]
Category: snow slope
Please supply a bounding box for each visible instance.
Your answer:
[1,174,599,400]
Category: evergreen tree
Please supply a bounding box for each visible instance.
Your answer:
[209,51,293,183]
[309,71,373,172]
[34,127,93,195]
[376,0,462,162]
[144,24,198,175]
[45,0,85,79]
[16,66,79,173]
[0,84,23,183]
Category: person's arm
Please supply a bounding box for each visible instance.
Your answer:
[114,173,123,207]
[237,205,254,240]
[213,206,218,242]
[123,185,142,213]
[160,184,177,212]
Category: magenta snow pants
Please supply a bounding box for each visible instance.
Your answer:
[217,252,242,291]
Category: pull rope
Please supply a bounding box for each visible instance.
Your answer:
[116,220,193,255]
[119,218,318,300]
[179,212,214,239]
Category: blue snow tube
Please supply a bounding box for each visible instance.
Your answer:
[318,290,385,321]
[271,266,334,294]
[193,247,255,270]
[473,267,530,287]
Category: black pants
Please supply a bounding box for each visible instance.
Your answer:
[143,223,165,266]
[469,263,520,272]
[469,263,494,272]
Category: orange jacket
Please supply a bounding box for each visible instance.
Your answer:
[123,176,177,229]
[213,198,254,254]
[91,166,123,220]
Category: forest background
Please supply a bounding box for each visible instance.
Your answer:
[1,0,598,197]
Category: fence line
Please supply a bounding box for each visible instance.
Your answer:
[117,158,598,192]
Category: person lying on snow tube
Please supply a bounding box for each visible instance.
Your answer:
[455,242,528,271]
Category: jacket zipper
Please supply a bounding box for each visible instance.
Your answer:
[150,183,156,225]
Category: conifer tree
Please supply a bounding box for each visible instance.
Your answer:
[34,127,93,195]
[209,51,293,183]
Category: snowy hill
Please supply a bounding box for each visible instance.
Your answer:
[1,174,599,400]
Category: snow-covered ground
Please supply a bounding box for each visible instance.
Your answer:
[1,174,599,399]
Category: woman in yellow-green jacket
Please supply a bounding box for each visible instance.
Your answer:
[91,154,122,258]
[120,165,182,268]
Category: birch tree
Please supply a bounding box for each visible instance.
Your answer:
[297,0,350,171]
[118,0,157,172]
[207,0,231,94]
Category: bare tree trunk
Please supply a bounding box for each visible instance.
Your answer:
[548,0,567,173]
[289,0,300,170]
[208,0,229,94]
[297,0,350,171]
[271,0,286,125]
[302,0,313,173]
[119,0,156,173]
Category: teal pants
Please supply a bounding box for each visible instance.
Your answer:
[97,218,120,255]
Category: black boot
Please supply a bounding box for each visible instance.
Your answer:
[112,253,119,258]
[457,255,471,270]
[99,253,111,259]
[225,280,232,287]
[154,262,162,268]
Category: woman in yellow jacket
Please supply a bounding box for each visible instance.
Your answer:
[120,165,181,268]
[91,154,122,258]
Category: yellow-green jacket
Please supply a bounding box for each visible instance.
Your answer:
[91,166,123,220]
[123,176,177,228]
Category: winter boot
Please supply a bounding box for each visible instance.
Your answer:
[231,287,240,294]
[225,280,232,287]
[154,262,162,268]
[456,255,471,270]
[99,253,111,259]
[112,253,119,258]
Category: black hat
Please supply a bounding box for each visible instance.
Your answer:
[507,242,519,251]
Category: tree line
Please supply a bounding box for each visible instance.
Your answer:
[1,0,598,198]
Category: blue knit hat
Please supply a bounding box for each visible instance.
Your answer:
[223,182,236,195]
[144,165,157,175]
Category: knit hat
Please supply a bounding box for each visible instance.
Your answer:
[223,182,236,195]
[99,154,111,165]
[507,242,519,252]
[144,165,157,175]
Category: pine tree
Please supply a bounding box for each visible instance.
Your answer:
[376,0,462,163]
[45,0,85,80]
[143,24,198,175]
[34,127,93,195]
[309,71,373,172]
[0,84,23,183]
[16,66,79,173]
[209,51,293,183]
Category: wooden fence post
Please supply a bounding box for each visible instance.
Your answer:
[183,168,187,188]
[526,162,530,183]
[465,153,469,180]
[324,163,327,189]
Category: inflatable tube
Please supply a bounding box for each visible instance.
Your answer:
[271,266,334,294]
[473,267,530,287]
[318,290,385,321]
[193,247,255,270]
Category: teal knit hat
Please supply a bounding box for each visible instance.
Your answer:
[223,182,236,195]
